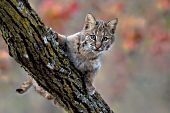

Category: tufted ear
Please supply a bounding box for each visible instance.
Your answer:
[107,18,118,34]
[83,13,96,30]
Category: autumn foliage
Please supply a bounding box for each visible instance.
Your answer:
[0,0,170,113]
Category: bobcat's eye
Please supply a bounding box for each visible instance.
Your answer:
[102,36,108,41]
[90,35,96,40]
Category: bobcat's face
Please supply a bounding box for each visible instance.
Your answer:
[81,14,118,55]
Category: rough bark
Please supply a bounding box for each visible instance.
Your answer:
[0,0,114,113]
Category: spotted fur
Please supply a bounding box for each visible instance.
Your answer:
[65,14,118,94]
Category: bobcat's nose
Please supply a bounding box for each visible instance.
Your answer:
[95,42,102,50]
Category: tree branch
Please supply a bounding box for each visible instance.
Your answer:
[0,0,114,112]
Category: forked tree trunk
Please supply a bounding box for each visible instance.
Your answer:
[0,0,115,113]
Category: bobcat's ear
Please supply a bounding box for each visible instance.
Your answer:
[84,13,96,30]
[107,18,118,34]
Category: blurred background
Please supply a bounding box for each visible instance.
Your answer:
[0,0,170,113]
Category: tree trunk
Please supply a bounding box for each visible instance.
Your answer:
[0,0,114,113]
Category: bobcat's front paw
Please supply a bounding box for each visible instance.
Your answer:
[86,85,95,95]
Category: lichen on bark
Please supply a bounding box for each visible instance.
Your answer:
[0,0,115,113]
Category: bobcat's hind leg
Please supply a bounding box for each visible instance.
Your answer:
[33,80,54,100]
[16,78,33,94]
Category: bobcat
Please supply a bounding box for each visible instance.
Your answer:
[16,13,118,105]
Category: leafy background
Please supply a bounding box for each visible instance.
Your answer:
[0,0,170,113]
